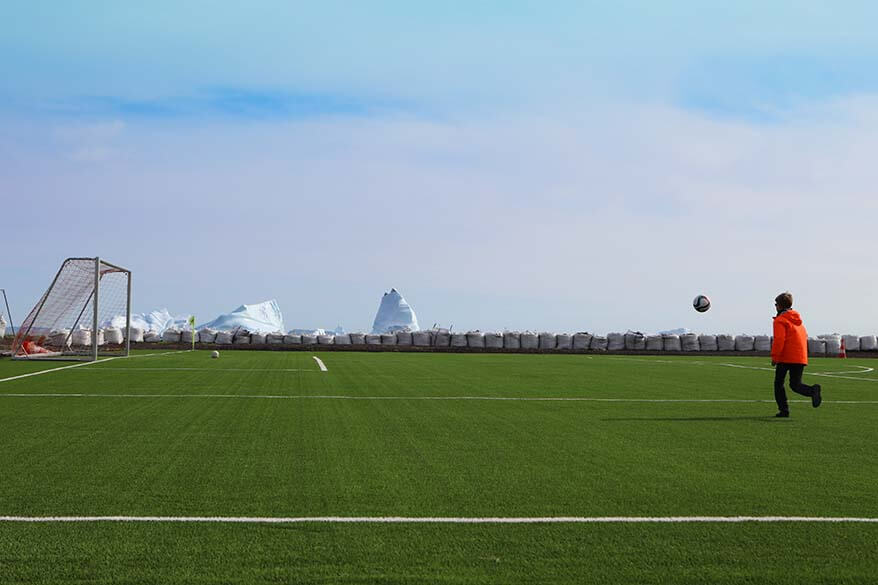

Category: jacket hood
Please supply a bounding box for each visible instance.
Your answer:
[775,309,803,326]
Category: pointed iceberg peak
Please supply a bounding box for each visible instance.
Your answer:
[371,289,419,334]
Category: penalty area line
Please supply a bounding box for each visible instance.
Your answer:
[0,350,191,384]
[312,356,328,372]
[0,516,876,524]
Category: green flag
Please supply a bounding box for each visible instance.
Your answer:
[188,315,196,349]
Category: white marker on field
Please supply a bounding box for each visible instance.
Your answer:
[312,356,327,372]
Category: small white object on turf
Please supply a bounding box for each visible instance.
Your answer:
[211,351,220,359]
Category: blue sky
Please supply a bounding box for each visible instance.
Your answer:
[3,1,878,334]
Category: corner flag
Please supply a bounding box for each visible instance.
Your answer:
[188,315,196,349]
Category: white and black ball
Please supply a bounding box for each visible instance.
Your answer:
[693,295,711,313]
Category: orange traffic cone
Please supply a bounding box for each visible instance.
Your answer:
[839,338,847,358]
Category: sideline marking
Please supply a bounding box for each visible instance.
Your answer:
[605,356,878,382]
[77,367,315,372]
[0,515,875,524]
[0,350,191,384]
[0,393,876,404]
[312,356,328,372]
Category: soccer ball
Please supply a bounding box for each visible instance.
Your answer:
[211,350,220,359]
[693,295,711,313]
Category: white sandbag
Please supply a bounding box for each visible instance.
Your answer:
[822,334,841,356]
[859,335,877,351]
[396,332,413,346]
[49,329,72,349]
[250,332,267,344]
[198,329,217,343]
[282,334,301,345]
[126,326,144,343]
[645,335,663,351]
[662,334,681,352]
[680,333,699,351]
[365,334,382,345]
[181,329,195,344]
[624,332,646,350]
[606,333,624,351]
[95,329,105,346]
[144,330,162,343]
[842,334,860,351]
[698,335,717,351]
[504,332,522,349]
[538,333,556,350]
[104,327,124,345]
[467,332,485,348]
[162,329,181,343]
[412,331,432,347]
[450,333,468,347]
[349,333,366,345]
[753,335,771,352]
[301,334,317,345]
[556,334,572,350]
[72,329,92,346]
[380,334,397,346]
[484,332,503,349]
[572,333,592,350]
[734,335,754,351]
[808,338,826,356]
[589,335,608,351]
[266,333,285,344]
[717,335,735,351]
[334,334,351,345]
[233,331,251,344]
[433,331,451,347]
[520,333,539,349]
[318,335,334,345]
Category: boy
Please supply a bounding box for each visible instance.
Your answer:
[771,292,822,418]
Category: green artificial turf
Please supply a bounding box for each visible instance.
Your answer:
[0,349,876,583]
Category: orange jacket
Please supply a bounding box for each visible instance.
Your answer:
[771,309,808,365]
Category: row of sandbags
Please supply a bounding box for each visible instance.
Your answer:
[144,329,878,355]
[36,327,127,348]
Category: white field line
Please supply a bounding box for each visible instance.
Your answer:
[312,356,327,372]
[0,515,875,524]
[76,367,315,372]
[0,350,191,384]
[605,356,878,382]
[1,393,876,404]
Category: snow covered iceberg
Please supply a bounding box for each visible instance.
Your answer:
[197,300,284,334]
[102,308,190,334]
[371,289,419,334]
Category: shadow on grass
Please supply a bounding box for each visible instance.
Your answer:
[600,416,779,422]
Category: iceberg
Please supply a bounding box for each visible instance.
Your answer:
[197,300,284,334]
[101,308,189,334]
[371,288,419,334]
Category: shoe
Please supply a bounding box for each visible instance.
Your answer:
[775,411,790,418]
[812,384,822,408]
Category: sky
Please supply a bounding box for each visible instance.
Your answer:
[2,1,878,335]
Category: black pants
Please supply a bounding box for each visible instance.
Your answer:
[774,363,817,413]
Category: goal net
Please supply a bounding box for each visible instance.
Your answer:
[12,257,131,361]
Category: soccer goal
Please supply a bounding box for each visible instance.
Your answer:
[12,257,131,361]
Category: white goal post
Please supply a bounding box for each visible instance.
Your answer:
[12,257,131,361]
